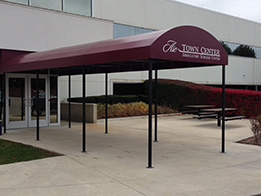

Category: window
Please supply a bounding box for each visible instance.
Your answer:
[31,0,61,11]
[113,24,135,38]
[64,0,92,16]
[5,0,28,5]
[253,46,261,59]
[113,23,154,38]
[134,27,153,35]
[4,0,92,16]
[113,83,144,95]
[221,41,261,59]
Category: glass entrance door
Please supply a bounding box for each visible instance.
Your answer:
[29,77,48,127]
[7,76,27,129]
[6,74,49,129]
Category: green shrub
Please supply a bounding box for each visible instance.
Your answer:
[137,94,149,103]
[109,95,126,104]
[67,96,97,103]
[122,95,140,103]
[96,95,106,104]
[68,95,147,104]
[144,79,208,110]
[97,102,175,119]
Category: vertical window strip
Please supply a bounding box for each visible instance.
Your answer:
[91,0,93,17]
[61,0,64,11]
[4,0,93,16]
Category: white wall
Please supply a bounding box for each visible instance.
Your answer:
[59,71,149,101]
[93,0,261,90]
[59,55,261,101]
[158,56,261,85]
[0,1,114,101]
[94,0,261,47]
[0,1,113,51]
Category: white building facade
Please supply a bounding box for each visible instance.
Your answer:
[93,0,261,92]
[1,0,261,115]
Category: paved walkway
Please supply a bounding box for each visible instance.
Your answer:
[0,115,261,196]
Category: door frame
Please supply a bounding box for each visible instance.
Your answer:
[6,74,28,129]
[5,73,58,129]
[28,75,48,127]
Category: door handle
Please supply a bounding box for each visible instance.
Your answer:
[28,99,33,107]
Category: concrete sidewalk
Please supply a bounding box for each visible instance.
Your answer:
[1,115,261,196]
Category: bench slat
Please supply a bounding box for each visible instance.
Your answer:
[181,110,198,114]
[198,112,216,115]
[220,116,245,121]
[193,114,217,119]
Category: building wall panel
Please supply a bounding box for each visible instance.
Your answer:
[0,1,113,51]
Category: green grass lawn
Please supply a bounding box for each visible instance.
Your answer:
[0,139,62,165]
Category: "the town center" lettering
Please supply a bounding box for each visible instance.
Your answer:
[180,44,220,57]
[162,40,221,61]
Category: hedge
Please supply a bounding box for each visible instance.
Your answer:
[144,79,261,117]
[67,94,148,105]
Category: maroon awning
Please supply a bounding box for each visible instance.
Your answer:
[0,26,228,74]
[0,25,230,167]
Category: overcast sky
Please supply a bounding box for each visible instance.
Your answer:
[173,0,261,24]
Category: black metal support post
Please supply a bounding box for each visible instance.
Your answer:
[221,65,226,153]
[147,59,153,168]
[0,75,3,135]
[154,68,158,142]
[36,70,40,141]
[21,80,24,121]
[3,73,6,133]
[82,65,86,152]
[217,112,221,127]
[68,74,71,128]
[105,72,108,134]
[0,75,3,122]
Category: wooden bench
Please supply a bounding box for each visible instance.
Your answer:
[198,112,216,115]
[216,116,245,126]
[181,110,198,115]
[220,116,245,121]
[194,115,245,126]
